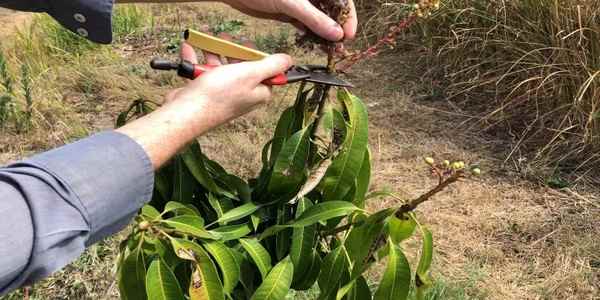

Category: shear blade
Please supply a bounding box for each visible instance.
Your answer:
[307,72,354,88]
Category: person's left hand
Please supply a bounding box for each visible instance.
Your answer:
[221,0,357,41]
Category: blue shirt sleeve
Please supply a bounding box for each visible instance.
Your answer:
[0,131,154,295]
[0,0,114,44]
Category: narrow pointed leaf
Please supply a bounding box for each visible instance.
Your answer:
[348,276,371,300]
[182,142,224,195]
[216,202,260,224]
[320,90,369,201]
[145,259,185,300]
[170,238,225,300]
[172,156,197,204]
[416,225,434,291]
[373,239,411,300]
[293,201,359,228]
[209,223,252,241]
[354,149,371,208]
[118,246,147,300]
[203,241,240,295]
[163,201,199,216]
[250,257,294,300]
[269,107,295,165]
[267,127,312,195]
[161,215,217,240]
[318,247,349,298]
[290,198,316,287]
[208,193,234,222]
[239,238,272,280]
[292,252,321,290]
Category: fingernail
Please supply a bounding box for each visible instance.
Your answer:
[331,24,344,40]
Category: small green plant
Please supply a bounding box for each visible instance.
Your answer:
[211,18,245,35]
[256,30,291,54]
[34,15,98,56]
[20,64,33,130]
[113,4,149,41]
[0,50,13,126]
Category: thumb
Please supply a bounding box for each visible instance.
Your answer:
[246,54,293,82]
[279,0,344,41]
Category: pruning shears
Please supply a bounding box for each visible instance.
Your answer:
[150,29,353,88]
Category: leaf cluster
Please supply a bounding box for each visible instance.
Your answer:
[116,84,435,300]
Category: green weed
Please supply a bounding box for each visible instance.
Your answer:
[211,17,245,35]
[256,29,291,53]
[113,4,149,41]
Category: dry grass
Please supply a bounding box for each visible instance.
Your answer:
[1,3,599,300]
[411,0,600,179]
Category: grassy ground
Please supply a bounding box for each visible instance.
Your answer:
[0,3,598,300]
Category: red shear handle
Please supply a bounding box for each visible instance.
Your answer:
[192,64,288,86]
[262,73,288,86]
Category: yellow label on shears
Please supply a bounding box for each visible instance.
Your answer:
[184,29,270,61]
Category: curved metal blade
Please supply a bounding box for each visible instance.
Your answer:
[306,72,354,87]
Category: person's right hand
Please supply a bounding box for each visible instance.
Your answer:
[164,42,293,134]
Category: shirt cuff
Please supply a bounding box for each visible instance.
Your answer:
[46,0,114,44]
[26,131,154,243]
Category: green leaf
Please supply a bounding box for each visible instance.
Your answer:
[386,214,416,244]
[203,241,240,295]
[292,251,321,290]
[416,225,434,291]
[251,214,261,231]
[118,246,147,300]
[208,193,234,222]
[216,202,260,224]
[293,201,359,228]
[172,156,197,204]
[269,107,295,165]
[209,223,252,241]
[154,168,173,207]
[161,215,217,240]
[318,247,349,298]
[182,142,225,196]
[145,259,185,300]
[290,198,316,287]
[348,276,372,300]
[141,205,160,221]
[259,201,360,240]
[239,238,272,280]
[373,239,411,300]
[354,149,371,208]
[345,209,395,274]
[163,201,199,216]
[267,127,312,196]
[170,238,225,300]
[250,256,294,300]
[275,207,293,260]
[321,90,369,201]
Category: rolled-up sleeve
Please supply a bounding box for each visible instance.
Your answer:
[0,131,154,295]
[0,0,115,44]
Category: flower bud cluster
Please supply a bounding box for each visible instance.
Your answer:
[412,0,441,17]
[423,156,481,176]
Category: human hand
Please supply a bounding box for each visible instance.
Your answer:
[117,42,291,169]
[222,0,357,41]
[165,42,293,131]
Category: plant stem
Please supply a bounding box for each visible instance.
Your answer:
[396,171,464,216]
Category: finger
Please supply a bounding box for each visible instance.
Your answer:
[250,84,274,104]
[277,0,344,41]
[180,42,198,64]
[202,50,223,66]
[243,54,293,83]
[343,0,358,40]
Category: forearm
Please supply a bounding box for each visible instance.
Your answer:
[115,95,220,170]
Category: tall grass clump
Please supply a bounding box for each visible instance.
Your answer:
[418,0,600,175]
[113,4,150,41]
